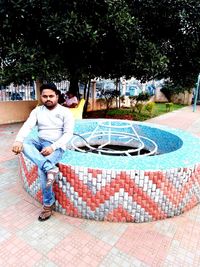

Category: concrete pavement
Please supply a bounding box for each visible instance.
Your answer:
[0,105,200,266]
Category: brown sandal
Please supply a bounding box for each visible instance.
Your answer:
[38,204,55,221]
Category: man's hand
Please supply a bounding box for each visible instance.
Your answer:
[12,141,23,155]
[40,146,54,156]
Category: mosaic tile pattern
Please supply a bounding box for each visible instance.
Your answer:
[19,152,200,223]
[61,119,200,170]
[19,119,200,222]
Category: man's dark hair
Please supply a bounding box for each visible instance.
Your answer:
[40,82,58,94]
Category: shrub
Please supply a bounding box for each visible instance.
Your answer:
[100,89,120,110]
[161,81,191,102]
[96,98,106,108]
[136,92,150,102]
[135,102,144,113]
[165,102,174,112]
[129,93,150,112]
[145,102,155,116]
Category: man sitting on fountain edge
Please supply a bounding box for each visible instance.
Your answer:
[12,82,74,221]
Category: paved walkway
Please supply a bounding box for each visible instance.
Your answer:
[0,105,200,267]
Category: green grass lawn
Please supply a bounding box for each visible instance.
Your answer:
[106,103,186,121]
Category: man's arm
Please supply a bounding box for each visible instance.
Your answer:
[12,108,38,154]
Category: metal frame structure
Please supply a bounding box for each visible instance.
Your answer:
[71,120,158,157]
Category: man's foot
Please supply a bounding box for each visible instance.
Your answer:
[46,167,59,188]
[38,204,55,221]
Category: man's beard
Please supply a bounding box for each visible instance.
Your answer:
[44,101,57,109]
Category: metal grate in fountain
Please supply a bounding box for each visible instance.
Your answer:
[71,120,158,157]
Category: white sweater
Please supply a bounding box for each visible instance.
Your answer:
[15,104,74,150]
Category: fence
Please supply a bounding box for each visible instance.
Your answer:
[54,80,70,94]
[0,82,36,101]
[0,80,71,102]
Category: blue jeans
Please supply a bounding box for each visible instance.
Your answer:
[23,136,64,206]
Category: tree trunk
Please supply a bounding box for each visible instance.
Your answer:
[83,82,87,99]
[69,76,79,99]
[116,78,120,108]
[35,79,43,104]
[83,79,91,115]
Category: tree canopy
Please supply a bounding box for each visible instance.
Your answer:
[1,0,200,91]
[130,0,200,87]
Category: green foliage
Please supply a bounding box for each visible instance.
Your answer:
[1,0,200,90]
[107,109,132,116]
[129,92,150,112]
[0,0,139,85]
[161,81,191,102]
[100,89,120,110]
[135,102,144,113]
[166,102,174,112]
[145,101,155,116]
[130,0,200,87]
[89,103,186,121]
[128,95,137,109]
[136,92,150,102]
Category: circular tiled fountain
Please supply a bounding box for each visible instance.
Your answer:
[19,119,200,222]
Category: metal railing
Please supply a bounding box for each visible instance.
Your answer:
[54,80,70,94]
[0,82,36,101]
[0,80,71,102]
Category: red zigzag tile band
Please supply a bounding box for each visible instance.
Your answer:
[19,153,200,223]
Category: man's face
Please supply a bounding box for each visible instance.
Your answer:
[40,89,58,109]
